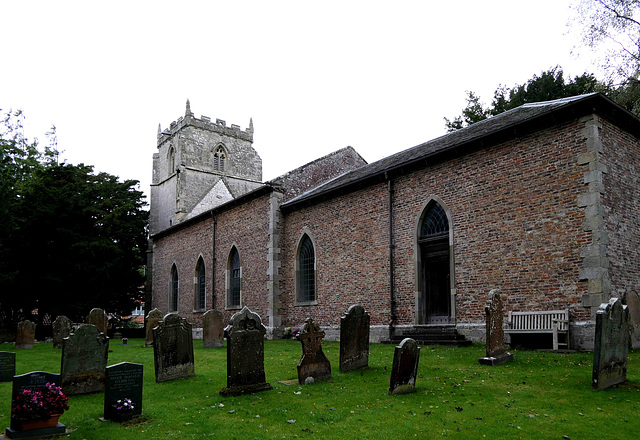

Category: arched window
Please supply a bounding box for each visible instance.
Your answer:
[195,257,206,310]
[168,146,176,174]
[419,202,449,240]
[170,264,179,312]
[227,247,241,308]
[213,145,227,172]
[297,234,316,303]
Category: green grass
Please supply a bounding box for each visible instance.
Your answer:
[1,340,639,439]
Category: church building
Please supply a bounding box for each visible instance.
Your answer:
[148,94,640,350]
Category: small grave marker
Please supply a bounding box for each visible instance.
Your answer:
[52,315,72,349]
[104,362,143,421]
[478,289,513,366]
[593,298,630,390]
[144,308,163,347]
[202,309,224,348]
[0,351,16,382]
[296,317,331,384]
[153,313,195,382]
[389,338,420,395]
[86,308,108,335]
[622,290,640,349]
[15,320,36,349]
[339,305,370,372]
[61,324,109,395]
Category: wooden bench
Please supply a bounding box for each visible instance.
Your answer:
[504,310,570,351]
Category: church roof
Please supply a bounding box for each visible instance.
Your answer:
[282,93,640,211]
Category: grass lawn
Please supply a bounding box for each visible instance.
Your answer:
[1,339,638,439]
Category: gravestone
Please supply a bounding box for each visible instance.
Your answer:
[478,289,514,366]
[592,298,630,390]
[389,338,421,395]
[52,315,72,349]
[0,351,16,382]
[220,306,273,396]
[15,320,36,349]
[6,371,66,438]
[202,309,224,348]
[296,317,331,384]
[622,290,640,349]
[86,308,108,335]
[144,308,163,346]
[61,324,109,395]
[152,313,195,382]
[339,305,370,372]
[104,362,143,421]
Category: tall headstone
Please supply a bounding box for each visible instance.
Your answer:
[220,306,273,396]
[296,317,331,384]
[478,289,514,366]
[622,290,640,349]
[15,319,36,349]
[202,309,224,348]
[6,371,66,437]
[86,308,108,335]
[339,305,370,372]
[61,324,109,395]
[592,298,630,390]
[144,308,163,347]
[389,338,421,395]
[0,352,16,382]
[52,315,72,349]
[153,313,195,383]
[104,362,143,421]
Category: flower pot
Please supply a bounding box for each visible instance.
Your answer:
[19,414,61,431]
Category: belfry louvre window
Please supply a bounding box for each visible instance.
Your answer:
[214,146,226,172]
[170,265,179,312]
[229,248,241,307]
[195,258,206,310]
[298,235,316,303]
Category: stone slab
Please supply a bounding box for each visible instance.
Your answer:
[0,352,16,382]
[60,324,109,395]
[104,362,143,421]
[339,305,370,372]
[389,338,420,395]
[153,313,195,383]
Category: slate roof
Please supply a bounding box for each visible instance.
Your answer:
[282,93,640,211]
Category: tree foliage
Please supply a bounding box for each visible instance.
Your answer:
[0,109,148,327]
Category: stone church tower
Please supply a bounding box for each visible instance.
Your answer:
[150,101,263,234]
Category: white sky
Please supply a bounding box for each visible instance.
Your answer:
[2,0,595,204]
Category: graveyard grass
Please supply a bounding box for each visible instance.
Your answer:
[1,341,639,439]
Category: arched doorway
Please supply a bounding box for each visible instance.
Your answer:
[418,201,451,324]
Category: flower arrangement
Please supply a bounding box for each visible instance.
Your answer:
[112,398,135,414]
[11,382,70,422]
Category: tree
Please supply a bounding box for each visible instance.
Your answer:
[444,68,601,132]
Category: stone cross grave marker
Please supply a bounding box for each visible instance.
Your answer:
[622,290,640,349]
[15,319,36,349]
[52,315,72,349]
[339,304,370,372]
[61,324,109,395]
[6,371,66,437]
[104,362,143,421]
[203,309,224,348]
[0,351,16,382]
[144,308,163,347]
[220,306,273,396]
[478,289,514,366]
[153,313,195,382]
[592,298,630,390]
[86,308,108,335]
[296,317,331,384]
[389,338,421,395]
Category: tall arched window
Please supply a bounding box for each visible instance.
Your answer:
[170,264,179,312]
[168,146,176,174]
[227,247,241,308]
[213,145,227,172]
[297,234,316,303]
[195,257,206,310]
[419,202,449,239]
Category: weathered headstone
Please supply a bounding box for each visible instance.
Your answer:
[144,308,163,347]
[15,319,36,349]
[202,309,224,348]
[339,305,370,372]
[61,324,109,395]
[622,290,640,349]
[220,306,272,396]
[104,362,143,421]
[296,317,331,384]
[478,289,514,366]
[6,371,66,437]
[0,351,16,382]
[152,313,195,383]
[592,298,630,390]
[389,338,421,395]
[86,308,108,335]
[52,315,72,349]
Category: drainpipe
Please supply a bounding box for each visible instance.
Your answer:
[387,174,396,340]
[211,214,217,309]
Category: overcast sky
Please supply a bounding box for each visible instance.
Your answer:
[2,1,595,203]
